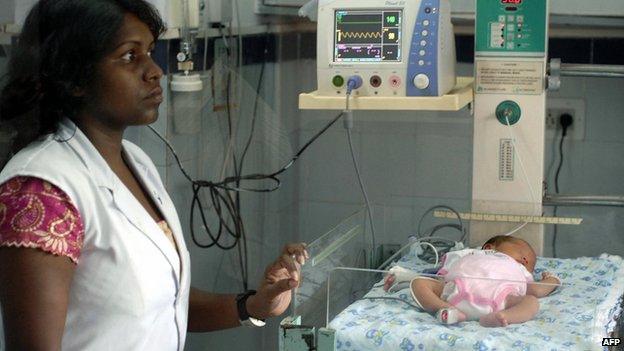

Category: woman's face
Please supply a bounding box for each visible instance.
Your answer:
[83,13,164,129]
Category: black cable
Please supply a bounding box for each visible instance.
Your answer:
[224,27,248,291]
[417,205,466,243]
[554,130,566,195]
[414,235,458,264]
[238,33,269,175]
[151,109,344,192]
[234,34,270,290]
[232,33,270,291]
[226,69,248,290]
[148,76,344,290]
[148,26,347,291]
[552,114,573,258]
[212,23,247,288]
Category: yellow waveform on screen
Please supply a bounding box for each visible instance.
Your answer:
[338,31,382,41]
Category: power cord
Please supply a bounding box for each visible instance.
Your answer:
[414,205,465,264]
[230,32,271,289]
[146,101,346,235]
[552,113,573,258]
[416,205,466,242]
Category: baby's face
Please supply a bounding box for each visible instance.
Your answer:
[495,241,536,272]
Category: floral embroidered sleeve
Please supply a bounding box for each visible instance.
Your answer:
[0,176,85,264]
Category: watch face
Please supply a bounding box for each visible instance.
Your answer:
[241,317,266,328]
[236,290,265,327]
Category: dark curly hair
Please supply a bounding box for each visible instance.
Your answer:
[0,0,165,160]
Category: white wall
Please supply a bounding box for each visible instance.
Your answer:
[182,46,623,349]
[291,62,624,259]
[1,3,623,351]
[131,63,298,351]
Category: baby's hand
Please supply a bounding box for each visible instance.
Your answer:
[383,274,396,292]
[384,266,421,292]
[541,271,562,285]
[528,271,562,297]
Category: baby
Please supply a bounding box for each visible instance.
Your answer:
[385,235,561,327]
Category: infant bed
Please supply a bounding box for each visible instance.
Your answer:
[281,209,624,351]
[329,252,624,351]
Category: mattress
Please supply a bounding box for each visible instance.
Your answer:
[329,252,624,351]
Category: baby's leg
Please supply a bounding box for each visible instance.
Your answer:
[479,295,539,327]
[412,279,467,324]
[410,278,450,313]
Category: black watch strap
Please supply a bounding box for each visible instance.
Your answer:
[235,290,266,327]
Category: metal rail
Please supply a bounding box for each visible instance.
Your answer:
[549,61,624,89]
[543,194,624,208]
[561,64,624,78]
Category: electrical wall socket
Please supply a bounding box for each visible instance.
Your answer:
[545,98,586,141]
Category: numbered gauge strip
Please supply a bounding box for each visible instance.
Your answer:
[433,210,583,225]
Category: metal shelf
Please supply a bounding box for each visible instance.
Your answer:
[299,77,474,111]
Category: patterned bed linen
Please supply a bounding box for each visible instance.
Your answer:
[329,253,624,351]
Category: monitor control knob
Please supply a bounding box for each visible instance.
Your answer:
[413,74,430,89]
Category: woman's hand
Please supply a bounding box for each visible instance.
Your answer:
[246,243,309,319]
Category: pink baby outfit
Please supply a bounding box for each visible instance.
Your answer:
[438,248,534,320]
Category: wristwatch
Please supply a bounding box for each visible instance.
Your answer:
[235,290,266,327]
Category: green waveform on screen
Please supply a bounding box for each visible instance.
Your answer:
[339,31,382,41]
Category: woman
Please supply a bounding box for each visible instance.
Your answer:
[0,1,307,350]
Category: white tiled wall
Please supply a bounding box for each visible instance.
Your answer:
[125,63,300,351]
[156,54,623,349]
[1,33,623,351]
[290,62,624,260]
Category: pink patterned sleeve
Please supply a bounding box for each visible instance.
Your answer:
[0,176,85,264]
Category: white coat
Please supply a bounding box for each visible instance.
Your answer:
[0,118,191,350]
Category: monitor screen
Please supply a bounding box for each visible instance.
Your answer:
[334,9,402,63]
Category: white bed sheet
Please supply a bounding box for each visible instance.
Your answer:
[329,253,624,351]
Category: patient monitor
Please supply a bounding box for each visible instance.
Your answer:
[316,0,456,97]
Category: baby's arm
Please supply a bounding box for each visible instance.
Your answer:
[388,266,422,283]
[527,272,561,298]
[384,266,423,292]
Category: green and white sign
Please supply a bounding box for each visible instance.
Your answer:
[476,0,548,54]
